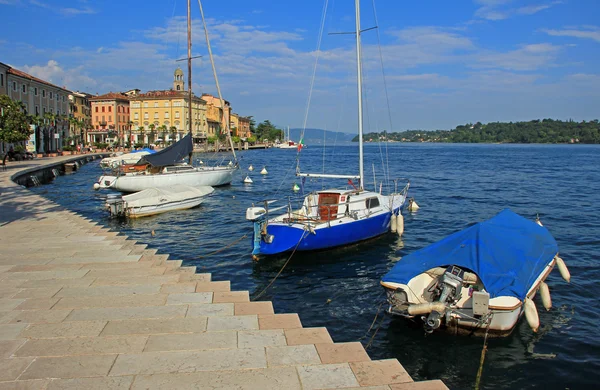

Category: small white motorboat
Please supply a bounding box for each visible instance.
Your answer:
[105,185,214,218]
[100,148,155,170]
[381,209,570,336]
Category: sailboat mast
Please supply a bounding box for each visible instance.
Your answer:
[355,0,364,190]
[187,0,193,164]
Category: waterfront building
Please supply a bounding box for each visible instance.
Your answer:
[68,91,92,146]
[128,68,208,145]
[89,92,131,145]
[238,115,252,139]
[230,113,240,137]
[1,61,70,154]
[201,93,231,137]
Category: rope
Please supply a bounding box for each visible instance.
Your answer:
[253,230,308,300]
[358,300,384,341]
[474,314,493,390]
[195,234,248,259]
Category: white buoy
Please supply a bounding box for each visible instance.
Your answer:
[261,166,268,175]
[199,160,204,165]
[93,183,100,190]
[524,298,540,332]
[292,183,300,192]
[396,213,404,236]
[539,281,552,311]
[407,198,420,212]
[228,160,233,166]
[248,165,254,171]
[243,176,253,184]
[555,256,571,283]
[390,214,397,233]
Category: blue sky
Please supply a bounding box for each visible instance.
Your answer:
[0,0,598,132]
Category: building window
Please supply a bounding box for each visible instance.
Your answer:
[164,102,169,107]
[143,102,148,108]
[154,102,158,108]
[95,107,98,112]
[35,105,39,115]
[0,74,3,86]
[42,89,46,97]
[12,81,16,91]
[102,107,105,112]
[175,111,180,118]
[108,106,112,112]
[108,116,112,122]
[22,84,26,93]
[96,116,98,122]
[164,112,169,119]
[102,115,105,122]
[134,113,139,120]
[34,87,38,96]
[144,112,149,119]
[50,92,53,99]
[154,113,159,119]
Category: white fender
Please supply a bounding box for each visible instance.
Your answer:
[408,302,446,316]
[260,167,268,175]
[555,256,571,283]
[524,298,540,333]
[390,214,397,232]
[396,213,404,236]
[93,183,100,190]
[539,281,552,311]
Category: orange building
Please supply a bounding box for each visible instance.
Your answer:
[89,92,131,145]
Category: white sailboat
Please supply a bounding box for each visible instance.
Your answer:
[245,0,410,258]
[94,0,237,193]
[275,126,299,149]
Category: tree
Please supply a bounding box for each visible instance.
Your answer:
[169,126,177,144]
[0,96,31,144]
[254,120,283,142]
[137,126,145,145]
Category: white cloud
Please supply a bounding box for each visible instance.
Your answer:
[541,26,600,42]
[474,0,561,21]
[474,43,561,71]
[21,60,98,91]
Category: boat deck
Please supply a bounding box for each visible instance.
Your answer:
[0,156,446,389]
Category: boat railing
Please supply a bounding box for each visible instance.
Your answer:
[392,178,410,198]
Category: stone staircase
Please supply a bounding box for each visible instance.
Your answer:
[0,158,447,389]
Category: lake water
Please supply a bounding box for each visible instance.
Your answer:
[30,143,600,389]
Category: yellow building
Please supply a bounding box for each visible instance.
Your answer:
[201,93,231,137]
[128,68,208,145]
[68,91,92,144]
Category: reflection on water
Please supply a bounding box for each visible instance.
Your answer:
[31,144,600,389]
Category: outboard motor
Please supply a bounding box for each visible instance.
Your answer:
[424,265,465,332]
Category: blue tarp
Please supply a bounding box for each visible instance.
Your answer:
[139,133,193,167]
[382,209,558,300]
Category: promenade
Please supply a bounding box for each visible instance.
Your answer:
[0,157,447,389]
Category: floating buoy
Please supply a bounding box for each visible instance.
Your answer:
[555,256,571,283]
[539,281,552,311]
[407,198,420,212]
[390,214,397,233]
[228,160,233,166]
[396,213,404,236]
[292,183,300,192]
[243,176,253,184]
[199,160,204,165]
[524,298,540,332]
[248,165,254,171]
[151,230,155,237]
[260,167,268,175]
[93,183,100,190]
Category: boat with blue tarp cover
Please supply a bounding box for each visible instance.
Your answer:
[381,209,571,336]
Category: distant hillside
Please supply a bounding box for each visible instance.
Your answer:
[288,128,355,144]
[352,119,600,144]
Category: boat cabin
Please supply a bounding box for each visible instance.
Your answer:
[297,189,384,222]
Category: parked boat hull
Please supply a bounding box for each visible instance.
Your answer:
[110,167,235,193]
[127,197,206,218]
[253,208,397,256]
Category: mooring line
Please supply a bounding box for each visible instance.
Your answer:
[253,231,308,300]
[474,314,493,390]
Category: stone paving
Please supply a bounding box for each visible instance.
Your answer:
[0,157,448,389]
